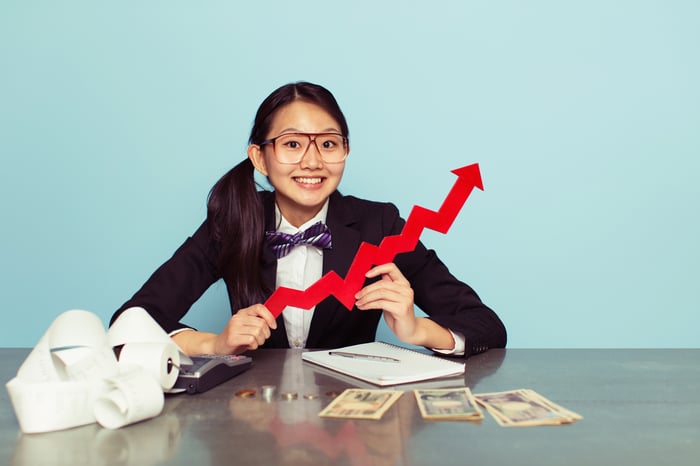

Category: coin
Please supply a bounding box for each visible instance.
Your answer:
[303,393,319,400]
[280,391,298,400]
[234,388,256,398]
[261,385,276,401]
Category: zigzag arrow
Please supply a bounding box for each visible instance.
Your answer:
[265,163,484,317]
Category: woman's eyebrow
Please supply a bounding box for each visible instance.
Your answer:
[277,127,341,134]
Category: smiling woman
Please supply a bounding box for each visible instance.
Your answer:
[110,81,507,359]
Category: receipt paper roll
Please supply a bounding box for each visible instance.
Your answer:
[116,342,180,390]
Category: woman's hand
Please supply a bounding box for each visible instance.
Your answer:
[354,263,420,343]
[213,304,277,354]
[354,263,455,351]
[173,304,277,355]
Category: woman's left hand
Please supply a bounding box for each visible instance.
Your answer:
[354,263,420,343]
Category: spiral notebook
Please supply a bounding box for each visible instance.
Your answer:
[301,341,466,386]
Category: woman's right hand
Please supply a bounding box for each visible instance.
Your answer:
[172,304,277,355]
[213,304,278,354]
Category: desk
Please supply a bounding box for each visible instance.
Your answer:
[1,348,699,465]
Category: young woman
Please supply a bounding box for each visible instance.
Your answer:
[111,82,506,357]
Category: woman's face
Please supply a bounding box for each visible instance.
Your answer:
[248,100,347,227]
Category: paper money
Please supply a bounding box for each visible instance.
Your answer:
[474,389,583,427]
[318,388,403,420]
[414,387,484,421]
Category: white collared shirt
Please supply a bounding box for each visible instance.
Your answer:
[274,201,329,349]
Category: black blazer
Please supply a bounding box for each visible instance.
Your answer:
[112,190,506,357]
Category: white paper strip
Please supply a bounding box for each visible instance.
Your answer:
[5,307,186,433]
[94,368,165,429]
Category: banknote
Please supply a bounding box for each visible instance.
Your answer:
[414,387,483,421]
[474,389,583,427]
[318,388,403,420]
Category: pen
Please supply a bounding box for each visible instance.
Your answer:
[328,351,400,363]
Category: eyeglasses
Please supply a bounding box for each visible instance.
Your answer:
[259,132,349,164]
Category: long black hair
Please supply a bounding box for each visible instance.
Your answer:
[206,82,349,311]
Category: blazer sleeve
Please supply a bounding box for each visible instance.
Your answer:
[382,204,507,357]
[110,221,221,333]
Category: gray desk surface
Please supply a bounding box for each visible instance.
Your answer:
[1,348,699,466]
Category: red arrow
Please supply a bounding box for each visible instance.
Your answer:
[265,163,484,317]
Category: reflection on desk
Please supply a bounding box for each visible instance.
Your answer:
[11,410,182,465]
[2,348,699,466]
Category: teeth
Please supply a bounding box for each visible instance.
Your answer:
[295,177,322,184]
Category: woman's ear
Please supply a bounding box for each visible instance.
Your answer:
[248,144,268,176]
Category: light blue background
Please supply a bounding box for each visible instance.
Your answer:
[1,1,698,348]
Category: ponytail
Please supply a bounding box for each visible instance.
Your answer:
[207,158,267,310]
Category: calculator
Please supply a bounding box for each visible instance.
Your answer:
[173,354,253,394]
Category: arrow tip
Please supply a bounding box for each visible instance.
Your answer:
[451,163,483,190]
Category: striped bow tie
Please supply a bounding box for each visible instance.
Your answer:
[265,221,332,259]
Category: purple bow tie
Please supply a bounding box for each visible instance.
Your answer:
[265,221,332,259]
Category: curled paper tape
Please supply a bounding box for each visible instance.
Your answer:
[5,378,98,434]
[6,307,188,433]
[94,369,165,430]
[108,307,173,345]
[15,310,114,383]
